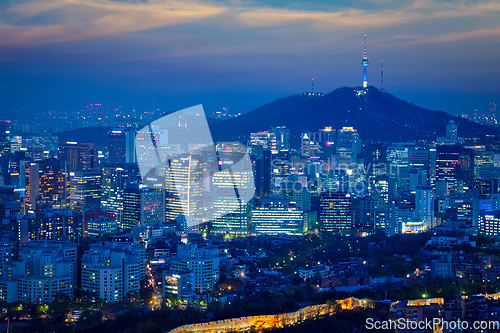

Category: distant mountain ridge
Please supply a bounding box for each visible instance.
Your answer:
[208,86,499,146]
[57,87,499,149]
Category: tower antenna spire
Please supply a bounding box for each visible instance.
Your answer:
[312,78,314,93]
[380,60,384,92]
[361,33,369,89]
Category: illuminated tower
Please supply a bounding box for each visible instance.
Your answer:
[361,34,369,88]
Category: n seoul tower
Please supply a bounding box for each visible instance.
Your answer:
[361,34,369,89]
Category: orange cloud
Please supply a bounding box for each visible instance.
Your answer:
[0,0,499,50]
[1,0,226,47]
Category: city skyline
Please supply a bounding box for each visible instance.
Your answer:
[0,0,499,116]
[2,2,500,332]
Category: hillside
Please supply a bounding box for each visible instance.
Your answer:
[208,86,498,146]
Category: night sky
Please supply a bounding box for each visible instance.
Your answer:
[0,0,499,116]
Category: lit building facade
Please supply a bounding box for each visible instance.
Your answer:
[123,182,166,229]
[100,163,140,223]
[251,198,303,235]
[170,244,219,293]
[81,242,146,303]
[319,192,352,234]
[70,169,101,210]
[59,141,98,172]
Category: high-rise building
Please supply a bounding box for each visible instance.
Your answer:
[409,146,430,185]
[170,244,219,293]
[165,156,202,222]
[10,135,22,153]
[475,178,498,196]
[211,165,254,236]
[459,148,474,189]
[364,144,386,177]
[415,185,435,230]
[407,168,428,192]
[337,127,362,163]
[17,209,82,243]
[0,121,11,156]
[457,200,475,225]
[123,183,166,229]
[272,149,291,186]
[270,126,290,151]
[355,196,374,229]
[108,128,136,164]
[301,128,336,159]
[319,192,352,234]
[251,198,303,235]
[0,241,16,280]
[446,120,458,139]
[474,150,495,178]
[59,142,98,172]
[436,145,474,194]
[250,131,276,154]
[25,158,65,212]
[368,175,396,209]
[437,120,463,145]
[283,186,311,212]
[387,143,412,191]
[255,150,272,198]
[374,204,398,236]
[101,164,140,223]
[70,169,101,210]
[81,242,146,303]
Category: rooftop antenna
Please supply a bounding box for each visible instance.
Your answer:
[312,78,314,93]
[380,60,384,92]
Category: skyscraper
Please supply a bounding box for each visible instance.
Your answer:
[122,182,166,229]
[364,144,387,177]
[17,209,82,243]
[319,192,352,234]
[0,121,11,156]
[446,120,458,139]
[270,126,290,151]
[108,128,136,164]
[70,169,101,210]
[211,166,254,236]
[255,150,272,198]
[435,145,474,194]
[25,158,65,212]
[415,185,435,230]
[337,127,362,163]
[165,156,203,222]
[59,142,98,172]
[100,163,140,223]
[386,143,413,191]
[250,131,277,155]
